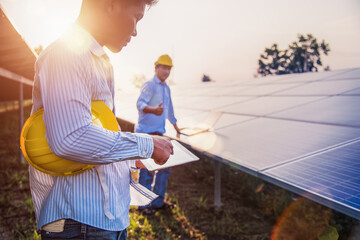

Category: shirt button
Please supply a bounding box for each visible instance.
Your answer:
[142,150,146,156]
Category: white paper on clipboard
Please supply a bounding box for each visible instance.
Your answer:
[140,140,199,171]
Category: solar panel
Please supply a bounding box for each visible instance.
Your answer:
[265,69,349,84]
[115,67,360,219]
[202,85,254,96]
[341,87,360,95]
[218,96,323,116]
[273,79,360,96]
[192,96,251,111]
[181,118,360,170]
[230,82,303,96]
[212,113,253,130]
[325,68,360,80]
[272,96,360,127]
[263,139,360,219]
[240,74,293,85]
[173,96,212,107]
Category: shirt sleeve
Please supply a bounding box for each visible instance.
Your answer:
[38,47,153,165]
[167,87,177,124]
[136,81,153,112]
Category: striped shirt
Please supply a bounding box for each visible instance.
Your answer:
[135,76,177,134]
[30,24,155,231]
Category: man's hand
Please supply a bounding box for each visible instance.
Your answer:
[151,135,173,165]
[135,160,146,168]
[152,102,164,116]
[143,102,164,116]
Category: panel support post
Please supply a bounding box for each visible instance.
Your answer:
[214,160,222,209]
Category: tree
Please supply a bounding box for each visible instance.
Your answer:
[257,34,330,77]
[258,44,289,76]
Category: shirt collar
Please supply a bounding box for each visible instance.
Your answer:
[70,23,107,58]
[153,75,166,86]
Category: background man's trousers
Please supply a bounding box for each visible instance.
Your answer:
[138,132,171,209]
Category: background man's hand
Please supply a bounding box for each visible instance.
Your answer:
[152,102,164,116]
[143,102,164,116]
[151,135,173,165]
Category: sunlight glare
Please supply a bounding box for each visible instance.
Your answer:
[25,0,77,47]
[188,132,219,152]
[62,26,93,55]
[47,18,73,45]
[25,0,46,18]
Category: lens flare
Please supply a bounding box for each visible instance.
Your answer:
[255,183,265,193]
[271,196,332,240]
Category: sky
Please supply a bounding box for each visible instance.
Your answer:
[1,0,359,90]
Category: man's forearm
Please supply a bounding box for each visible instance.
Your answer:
[143,104,163,116]
[173,123,181,133]
[135,160,146,168]
[142,106,155,114]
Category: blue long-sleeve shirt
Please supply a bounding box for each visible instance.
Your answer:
[135,76,177,134]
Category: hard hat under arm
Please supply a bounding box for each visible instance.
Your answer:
[37,50,154,165]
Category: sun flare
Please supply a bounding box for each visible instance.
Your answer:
[24,0,80,47]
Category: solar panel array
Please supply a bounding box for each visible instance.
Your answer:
[115,68,360,219]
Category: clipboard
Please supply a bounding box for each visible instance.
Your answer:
[141,140,199,171]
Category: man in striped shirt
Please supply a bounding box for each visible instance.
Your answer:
[30,0,173,239]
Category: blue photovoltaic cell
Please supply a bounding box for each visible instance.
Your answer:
[232,82,303,96]
[173,96,212,107]
[189,96,251,111]
[175,117,360,171]
[273,79,360,96]
[218,96,322,116]
[342,87,360,95]
[240,74,293,85]
[263,140,360,219]
[265,69,347,83]
[213,113,253,130]
[325,68,360,81]
[272,96,360,128]
[206,85,254,96]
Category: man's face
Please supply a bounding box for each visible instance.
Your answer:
[155,64,172,82]
[105,2,145,53]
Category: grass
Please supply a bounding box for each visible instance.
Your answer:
[0,106,40,239]
[0,105,359,239]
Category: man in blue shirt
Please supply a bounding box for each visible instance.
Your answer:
[136,54,181,214]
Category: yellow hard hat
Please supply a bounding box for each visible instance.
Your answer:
[20,101,119,176]
[154,54,173,67]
